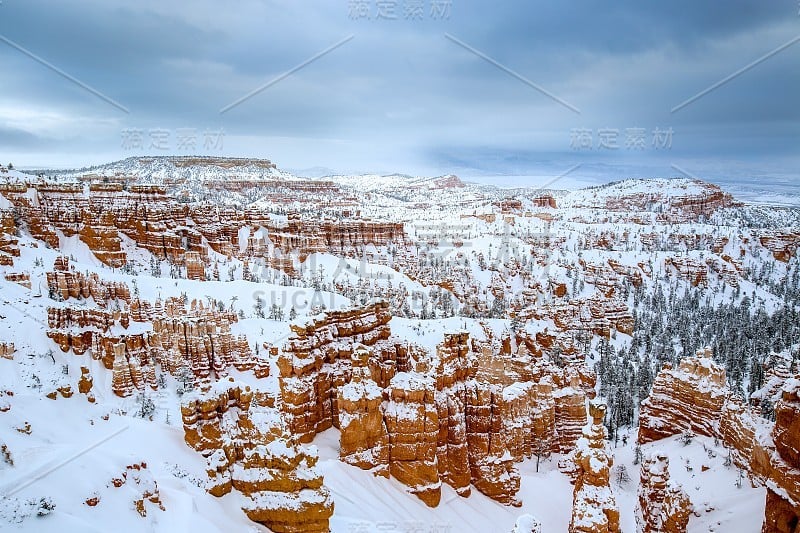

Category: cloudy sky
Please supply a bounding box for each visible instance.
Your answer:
[0,0,798,189]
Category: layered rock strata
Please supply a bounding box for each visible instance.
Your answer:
[569,400,620,533]
[636,452,692,533]
[181,379,334,532]
[638,350,726,443]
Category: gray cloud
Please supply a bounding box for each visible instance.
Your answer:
[0,0,797,183]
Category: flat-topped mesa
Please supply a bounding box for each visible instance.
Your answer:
[636,452,692,533]
[180,379,334,532]
[586,179,738,221]
[668,185,738,217]
[638,349,727,444]
[569,400,620,533]
[337,345,389,475]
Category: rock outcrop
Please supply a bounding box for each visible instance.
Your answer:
[274,309,596,508]
[77,366,95,402]
[181,379,334,532]
[638,351,727,444]
[761,378,800,533]
[109,462,165,517]
[4,272,30,288]
[569,400,620,533]
[636,452,692,533]
[46,293,255,397]
[0,342,15,360]
[636,353,800,533]
[0,208,19,264]
[276,302,394,442]
[759,231,800,262]
[385,371,442,506]
[527,295,634,340]
[337,345,389,475]
[46,261,131,304]
[432,331,475,497]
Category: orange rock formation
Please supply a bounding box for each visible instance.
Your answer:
[636,452,692,533]
[181,379,334,532]
[569,400,620,533]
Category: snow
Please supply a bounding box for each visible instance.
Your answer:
[560,178,710,208]
[312,428,768,532]
[511,513,541,532]
[0,160,788,532]
[388,372,434,392]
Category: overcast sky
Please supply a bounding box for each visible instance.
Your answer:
[1,0,798,188]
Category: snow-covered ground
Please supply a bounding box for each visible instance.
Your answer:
[1,160,792,531]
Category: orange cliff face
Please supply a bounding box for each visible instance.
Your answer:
[384,371,442,506]
[336,345,390,476]
[0,207,19,265]
[759,231,800,263]
[0,180,406,273]
[637,351,800,533]
[762,380,800,533]
[276,306,597,508]
[43,259,257,397]
[638,352,727,444]
[180,379,334,532]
